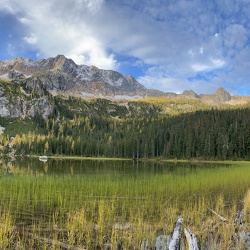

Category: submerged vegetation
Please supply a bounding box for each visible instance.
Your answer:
[0,159,250,249]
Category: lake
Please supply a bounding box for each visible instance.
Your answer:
[0,158,250,249]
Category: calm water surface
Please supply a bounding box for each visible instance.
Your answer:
[4,158,250,202]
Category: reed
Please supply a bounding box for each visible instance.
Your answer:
[0,159,249,248]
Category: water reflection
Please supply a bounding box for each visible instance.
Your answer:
[2,157,232,177]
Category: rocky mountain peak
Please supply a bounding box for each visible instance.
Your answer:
[214,87,231,102]
[182,90,199,98]
[199,87,232,105]
[49,55,78,76]
[52,55,76,71]
[54,54,67,62]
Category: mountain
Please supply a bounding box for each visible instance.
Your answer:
[181,90,199,98]
[199,87,232,105]
[0,55,243,102]
[0,55,249,120]
[0,55,147,98]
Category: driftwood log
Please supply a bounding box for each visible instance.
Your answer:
[168,217,183,250]
[184,228,199,250]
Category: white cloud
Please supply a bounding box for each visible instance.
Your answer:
[0,0,116,69]
[1,0,250,94]
[191,58,225,72]
[82,0,104,14]
[210,58,225,67]
[23,33,38,44]
[0,0,17,13]
[191,64,211,72]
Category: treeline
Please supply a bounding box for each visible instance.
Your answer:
[4,106,250,160]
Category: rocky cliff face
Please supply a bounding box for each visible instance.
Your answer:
[0,81,54,119]
[0,55,147,97]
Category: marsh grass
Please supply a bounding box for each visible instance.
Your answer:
[0,159,249,248]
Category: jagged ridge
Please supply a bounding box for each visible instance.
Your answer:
[0,55,147,97]
[0,55,237,102]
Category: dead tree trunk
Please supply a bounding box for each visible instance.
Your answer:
[169,217,183,250]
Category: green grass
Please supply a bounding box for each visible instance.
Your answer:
[0,159,250,248]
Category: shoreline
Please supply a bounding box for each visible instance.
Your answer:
[29,155,250,165]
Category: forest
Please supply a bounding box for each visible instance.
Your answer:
[0,95,249,160]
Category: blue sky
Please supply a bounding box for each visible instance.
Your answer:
[0,0,250,95]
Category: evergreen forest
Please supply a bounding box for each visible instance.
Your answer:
[0,92,249,160]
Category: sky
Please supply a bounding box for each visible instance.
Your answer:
[0,0,250,95]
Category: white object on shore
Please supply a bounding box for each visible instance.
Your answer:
[39,155,48,162]
[0,125,4,135]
